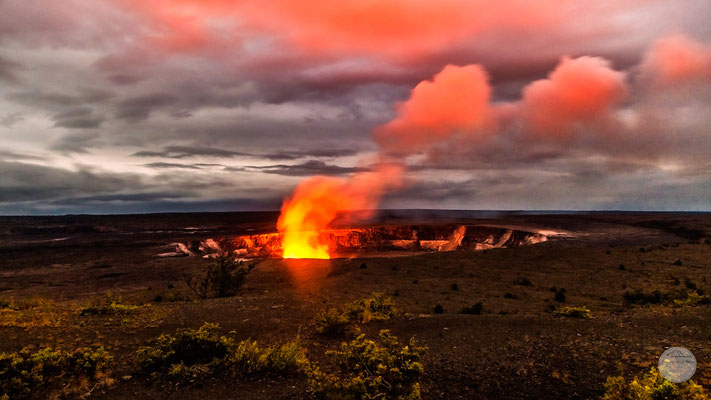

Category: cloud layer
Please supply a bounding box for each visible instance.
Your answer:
[0,0,710,213]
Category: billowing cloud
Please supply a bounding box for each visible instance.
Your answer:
[375,65,495,154]
[640,34,711,85]
[519,56,628,138]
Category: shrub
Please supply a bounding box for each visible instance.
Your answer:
[346,293,398,323]
[80,301,139,316]
[513,276,533,287]
[0,346,112,399]
[316,308,352,337]
[554,288,567,303]
[433,304,444,314]
[450,283,459,291]
[553,306,591,318]
[458,302,483,315]
[603,367,708,400]
[183,257,256,299]
[137,323,308,380]
[623,289,711,307]
[137,323,233,375]
[228,339,309,377]
[673,259,683,266]
[307,330,426,400]
[316,294,398,337]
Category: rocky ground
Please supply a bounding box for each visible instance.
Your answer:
[0,211,710,399]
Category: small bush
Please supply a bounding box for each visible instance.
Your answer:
[684,278,697,291]
[433,304,444,314]
[603,367,708,400]
[450,283,459,291]
[137,323,307,380]
[80,301,139,316]
[553,306,591,318]
[673,259,683,266]
[618,264,626,271]
[345,293,398,323]
[228,339,308,377]
[504,292,516,299]
[513,276,533,287]
[307,330,426,400]
[183,257,256,299]
[137,323,233,374]
[458,302,483,315]
[316,294,398,337]
[0,346,112,399]
[623,289,711,307]
[316,308,352,337]
[554,288,566,303]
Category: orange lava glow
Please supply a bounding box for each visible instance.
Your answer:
[276,165,403,259]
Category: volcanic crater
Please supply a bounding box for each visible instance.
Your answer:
[163,224,560,259]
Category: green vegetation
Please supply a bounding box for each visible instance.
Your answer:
[80,301,139,316]
[553,306,591,318]
[137,323,307,380]
[316,293,398,336]
[603,367,708,400]
[183,257,256,299]
[316,308,352,337]
[623,289,710,307]
[307,330,426,400]
[0,346,112,399]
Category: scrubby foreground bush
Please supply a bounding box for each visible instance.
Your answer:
[603,367,708,400]
[183,257,256,299]
[0,346,112,399]
[307,329,427,400]
[137,323,307,380]
[623,289,710,307]
[316,293,398,336]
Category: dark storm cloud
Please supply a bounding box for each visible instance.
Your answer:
[131,145,362,161]
[0,55,21,83]
[230,160,370,177]
[142,162,202,170]
[115,93,178,121]
[132,146,250,159]
[52,107,104,129]
[52,191,189,204]
[0,149,42,161]
[0,112,24,128]
[0,161,143,202]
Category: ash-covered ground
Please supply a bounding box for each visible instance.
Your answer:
[1,211,710,399]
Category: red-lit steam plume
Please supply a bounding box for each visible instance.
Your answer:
[519,56,629,139]
[640,34,711,86]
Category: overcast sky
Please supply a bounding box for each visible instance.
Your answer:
[1,0,710,215]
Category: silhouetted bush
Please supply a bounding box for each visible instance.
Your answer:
[513,276,533,287]
[433,304,444,314]
[458,302,483,315]
[554,288,567,303]
[183,257,256,299]
[623,289,711,307]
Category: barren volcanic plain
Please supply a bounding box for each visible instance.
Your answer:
[1,210,710,399]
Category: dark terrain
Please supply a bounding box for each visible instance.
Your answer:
[1,211,710,399]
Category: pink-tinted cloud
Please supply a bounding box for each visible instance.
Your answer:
[640,34,711,85]
[115,0,561,56]
[519,56,629,139]
[375,65,495,154]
